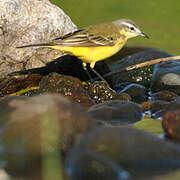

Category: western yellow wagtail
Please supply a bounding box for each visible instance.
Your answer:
[17,19,148,81]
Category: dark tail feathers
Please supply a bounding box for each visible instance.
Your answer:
[16,43,51,48]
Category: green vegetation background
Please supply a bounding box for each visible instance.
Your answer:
[50,0,180,55]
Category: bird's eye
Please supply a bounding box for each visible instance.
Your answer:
[130,26,135,31]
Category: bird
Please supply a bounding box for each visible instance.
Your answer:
[17,19,148,82]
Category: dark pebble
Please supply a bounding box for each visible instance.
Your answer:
[162,110,180,141]
[88,100,143,125]
[119,83,147,103]
[150,91,178,101]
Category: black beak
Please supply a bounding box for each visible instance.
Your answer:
[140,32,149,38]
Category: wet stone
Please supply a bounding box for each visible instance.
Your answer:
[87,81,117,104]
[151,100,170,114]
[151,57,180,94]
[38,72,94,109]
[162,110,180,141]
[149,91,179,118]
[115,93,132,102]
[152,100,180,119]
[87,81,131,104]
[66,126,180,180]
[151,110,166,119]
[88,100,143,125]
[150,91,178,102]
[165,101,180,112]
[119,83,147,103]
[65,150,130,180]
[0,74,42,96]
[111,49,171,88]
[0,94,95,177]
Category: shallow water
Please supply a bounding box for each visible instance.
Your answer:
[51,0,180,55]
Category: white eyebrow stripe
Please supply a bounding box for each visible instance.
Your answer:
[121,22,135,28]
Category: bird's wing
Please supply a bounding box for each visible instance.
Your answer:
[52,23,120,47]
[52,32,115,47]
[17,23,121,48]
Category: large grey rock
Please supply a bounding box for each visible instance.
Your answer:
[0,0,77,77]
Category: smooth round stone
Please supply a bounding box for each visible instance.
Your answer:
[88,100,143,125]
[66,126,180,180]
[151,58,180,94]
[162,110,180,141]
[119,83,147,103]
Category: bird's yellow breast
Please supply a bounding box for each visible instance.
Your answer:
[50,38,126,64]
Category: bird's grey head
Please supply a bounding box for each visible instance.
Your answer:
[113,19,148,39]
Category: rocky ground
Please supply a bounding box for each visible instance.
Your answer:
[0,0,180,180]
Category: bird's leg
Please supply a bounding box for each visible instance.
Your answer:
[82,62,93,82]
[91,68,107,81]
[90,62,107,83]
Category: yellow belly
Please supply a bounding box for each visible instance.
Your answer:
[49,39,126,64]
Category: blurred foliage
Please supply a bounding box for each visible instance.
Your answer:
[51,0,180,55]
